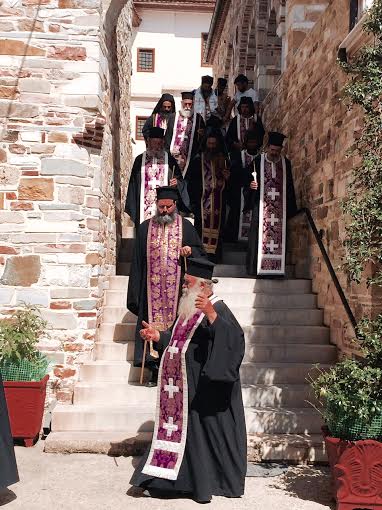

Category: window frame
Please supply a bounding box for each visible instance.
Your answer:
[135,115,149,141]
[137,48,155,73]
[201,33,209,68]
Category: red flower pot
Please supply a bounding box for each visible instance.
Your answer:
[3,375,49,447]
[323,427,382,510]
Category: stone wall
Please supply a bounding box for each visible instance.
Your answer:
[263,0,374,354]
[0,0,133,402]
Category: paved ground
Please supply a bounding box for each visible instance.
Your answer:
[0,440,335,510]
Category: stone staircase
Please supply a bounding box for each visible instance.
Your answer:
[45,246,336,463]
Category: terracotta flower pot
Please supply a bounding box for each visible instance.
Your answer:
[323,426,382,510]
[3,375,49,447]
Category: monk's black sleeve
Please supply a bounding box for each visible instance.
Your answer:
[182,219,207,258]
[202,302,245,383]
[157,329,173,351]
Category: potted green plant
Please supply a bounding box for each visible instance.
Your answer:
[0,304,50,447]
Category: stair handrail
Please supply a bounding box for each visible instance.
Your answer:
[293,207,357,331]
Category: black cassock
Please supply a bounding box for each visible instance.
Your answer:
[127,217,206,368]
[142,114,176,151]
[243,154,297,276]
[0,373,19,490]
[130,300,247,502]
[125,152,190,230]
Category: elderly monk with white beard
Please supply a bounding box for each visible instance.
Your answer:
[130,257,247,503]
[127,187,207,387]
[170,92,205,176]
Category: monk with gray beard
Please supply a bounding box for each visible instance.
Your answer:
[127,186,207,386]
[130,257,247,503]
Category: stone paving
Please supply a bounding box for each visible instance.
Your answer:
[0,440,335,510]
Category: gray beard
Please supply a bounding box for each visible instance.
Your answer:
[180,108,193,119]
[177,284,201,320]
[154,211,177,225]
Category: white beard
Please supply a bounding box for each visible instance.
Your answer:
[180,108,193,119]
[177,283,201,320]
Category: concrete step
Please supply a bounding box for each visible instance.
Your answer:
[213,265,295,278]
[44,431,327,464]
[240,362,326,385]
[93,341,132,361]
[97,322,330,344]
[243,325,330,344]
[51,404,155,434]
[248,433,326,463]
[73,381,315,408]
[243,344,337,363]
[108,275,129,290]
[102,307,137,323]
[97,322,136,342]
[245,407,322,434]
[73,382,156,405]
[79,361,149,383]
[214,278,312,294]
[104,289,318,309]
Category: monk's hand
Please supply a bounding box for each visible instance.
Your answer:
[180,246,192,257]
[169,178,177,187]
[195,293,217,324]
[250,180,258,190]
[140,321,160,343]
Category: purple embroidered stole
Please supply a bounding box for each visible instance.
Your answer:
[257,153,287,275]
[142,296,220,480]
[147,216,183,331]
[238,153,256,241]
[201,155,225,255]
[140,151,169,223]
[170,112,196,176]
[154,113,168,131]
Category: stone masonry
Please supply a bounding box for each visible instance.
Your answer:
[0,0,133,403]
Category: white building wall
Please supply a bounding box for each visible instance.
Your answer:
[131,9,213,156]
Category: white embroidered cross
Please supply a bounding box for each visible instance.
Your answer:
[163,416,178,438]
[164,378,179,399]
[266,240,279,253]
[168,341,179,360]
[267,214,279,227]
[267,187,280,201]
[148,176,162,189]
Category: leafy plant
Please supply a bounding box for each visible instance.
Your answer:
[0,304,50,381]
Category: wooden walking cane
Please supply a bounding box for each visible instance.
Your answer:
[140,335,148,385]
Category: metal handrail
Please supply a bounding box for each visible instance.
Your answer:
[294,208,357,331]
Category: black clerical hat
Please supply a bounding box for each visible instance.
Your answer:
[181,91,194,100]
[156,186,178,201]
[186,257,215,280]
[217,77,227,87]
[234,74,249,84]
[268,131,286,147]
[201,75,213,85]
[148,127,165,139]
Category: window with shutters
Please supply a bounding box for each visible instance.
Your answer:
[137,48,155,73]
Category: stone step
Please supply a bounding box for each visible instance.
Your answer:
[94,341,131,361]
[73,381,315,408]
[214,278,312,294]
[104,289,318,309]
[97,322,136,342]
[108,275,129,290]
[243,344,336,363]
[50,403,322,435]
[240,362,326,385]
[51,404,155,434]
[44,431,327,464]
[73,382,156,405]
[79,361,149,383]
[97,322,330,344]
[245,407,322,434]
[102,306,323,326]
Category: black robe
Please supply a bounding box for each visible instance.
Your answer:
[0,373,19,490]
[243,154,297,276]
[225,114,265,156]
[125,152,190,230]
[170,113,205,171]
[130,300,247,502]
[142,114,176,152]
[185,153,228,262]
[127,217,206,368]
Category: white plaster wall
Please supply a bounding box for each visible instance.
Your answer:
[131,9,212,156]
